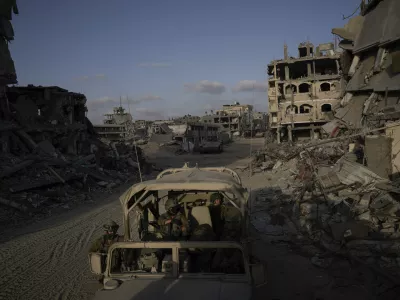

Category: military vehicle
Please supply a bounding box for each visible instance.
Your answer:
[89,164,266,299]
[199,136,223,153]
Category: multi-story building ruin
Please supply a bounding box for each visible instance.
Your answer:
[330,0,400,178]
[4,85,89,155]
[267,42,342,142]
[94,106,134,142]
[201,102,254,136]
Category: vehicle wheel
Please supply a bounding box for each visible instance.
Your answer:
[218,146,222,153]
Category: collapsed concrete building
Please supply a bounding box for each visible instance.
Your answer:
[252,1,400,289]
[0,0,18,121]
[4,85,89,154]
[201,102,257,137]
[0,3,147,224]
[93,106,135,142]
[267,42,342,142]
[330,0,400,179]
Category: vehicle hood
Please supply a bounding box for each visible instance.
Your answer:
[93,278,251,300]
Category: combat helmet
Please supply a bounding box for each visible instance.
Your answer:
[210,193,223,204]
[103,220,119,232]
[165,198,179,213]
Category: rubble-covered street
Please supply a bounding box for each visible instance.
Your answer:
[1,138,400,300]
[1,0,400,299]
[0,139,263,300]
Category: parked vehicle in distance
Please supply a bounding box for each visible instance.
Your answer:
[199,136,223,153]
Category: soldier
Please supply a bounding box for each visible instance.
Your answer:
[89,220,123,253]
[158,198,189,240]
[209,193,226,239]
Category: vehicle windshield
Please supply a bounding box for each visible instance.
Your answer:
[109,245,246,276]
[130,190,243,243]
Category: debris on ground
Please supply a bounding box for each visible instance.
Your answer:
[252,140,400,285]
[0,86,151,228]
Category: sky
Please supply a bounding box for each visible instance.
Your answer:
[10,0,360,123]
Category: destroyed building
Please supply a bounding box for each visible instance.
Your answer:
[201,102,253,137]
[0,1,18,87]
[252,1,400,288]
[331,0,400,179]
[172,115,201,124]
[0,4,147,224]
[267,42,342,142]
[4,85,89,155]
[93,106,135,142]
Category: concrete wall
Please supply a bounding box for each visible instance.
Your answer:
[385,123,400,177]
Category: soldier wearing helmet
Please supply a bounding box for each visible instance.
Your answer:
[157,198,189,240]
[209,193,226,239]
[89,220,123,253]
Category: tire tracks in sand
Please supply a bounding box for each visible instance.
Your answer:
[0,199,122,300]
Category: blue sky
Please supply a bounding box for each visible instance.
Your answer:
[10,0,360,123]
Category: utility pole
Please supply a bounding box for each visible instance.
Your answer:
[249,84,255,177]
[127,96,131,114]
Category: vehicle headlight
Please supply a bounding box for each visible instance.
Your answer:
[104,279,120,290]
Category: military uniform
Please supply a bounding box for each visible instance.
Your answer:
[209,193,242,241]
[209,204,226,239]
[89,220,123,253]
[89,234,123,253]
[158,211,189,240]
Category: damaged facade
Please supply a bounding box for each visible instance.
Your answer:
[0,4,147,225]
[0,1,18,87]
[201,102,258,137]
[267,42,342,143]
[149,120,222,153]
[252,0,400,288]
[94,106,135,142]
[331,0,400,179]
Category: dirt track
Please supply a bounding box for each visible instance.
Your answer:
[0,139,262,300]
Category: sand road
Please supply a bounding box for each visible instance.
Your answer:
[0,139,262,300]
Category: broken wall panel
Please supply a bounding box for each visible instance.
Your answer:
[334,95,367,128]
[353,0,392,53]
[385,122,400,178]
[345,54,375,92]
[365,135,392,178]
[361,45,400,92]
[380,0,400,45]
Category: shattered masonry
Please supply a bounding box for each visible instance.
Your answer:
[331,0,400,179]
[0,3,147,226]
[201,102,267,138]
[267,41,342,143]
[253,0,400,291]
[0,84,147,227]
[94,106,136,142]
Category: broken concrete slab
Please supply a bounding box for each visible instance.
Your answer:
[9,173,79,193]
[0,159,34,178]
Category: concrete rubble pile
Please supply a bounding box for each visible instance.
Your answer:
[0,86,148,227]
[252,139,400,283]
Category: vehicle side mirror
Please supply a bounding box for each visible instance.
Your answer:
[88,252,107,275]
[250,263,267,287]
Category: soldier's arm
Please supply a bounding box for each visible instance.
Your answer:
[89,238,103,253]
[180,214,189,236]
[158,214,171,226]
[221,205,226,221]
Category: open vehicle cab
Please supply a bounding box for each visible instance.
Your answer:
[89,164,267,299]
[90,241,267,300]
